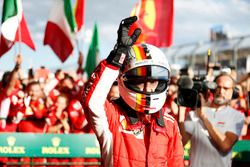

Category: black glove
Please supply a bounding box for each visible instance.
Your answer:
[106,16,141,68]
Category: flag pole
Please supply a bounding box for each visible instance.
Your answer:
[16,3,22,68]
[74,0,85,69]
[74,27,85,73]
[16,0,22,65]
[17,7,22,55]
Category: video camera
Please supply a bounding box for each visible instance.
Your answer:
[176,75,217,108]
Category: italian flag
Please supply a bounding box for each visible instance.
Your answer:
[0,0,36,57]
[44,0,78,63]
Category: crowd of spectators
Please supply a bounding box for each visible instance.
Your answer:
[0,55,100,167]
[0,55,249,166]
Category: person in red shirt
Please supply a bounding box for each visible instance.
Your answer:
[0,65,24,166]
[45,94,70,167]
[45,94,70,134]
[67,99,87,167]
[43,69,65,96]
[0,68,24,132]
[67,99,87,133]
[18,81,47,132]
[17,81,47,167]
[58,75,82,101]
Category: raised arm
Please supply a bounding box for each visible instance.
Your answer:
[81,16,141,138]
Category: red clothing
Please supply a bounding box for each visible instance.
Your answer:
[163,98,179,121]
[68,100,87,133]
[82,60,184,167]
[45,105,67,134]
[0,88,24,132]
[48,89,60,103]
[242,109,250,140]
[45,105,70,166]
[18,98,47,133]
[67,100,98,166]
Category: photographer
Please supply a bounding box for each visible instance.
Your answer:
[81,16,184,167]
[178,73,244,167]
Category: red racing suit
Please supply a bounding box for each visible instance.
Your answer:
[81,60,184,167]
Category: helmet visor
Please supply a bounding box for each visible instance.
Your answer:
[124,65,170,80]
[123,65,170,94]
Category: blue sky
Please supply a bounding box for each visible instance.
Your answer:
[0,0,250,73]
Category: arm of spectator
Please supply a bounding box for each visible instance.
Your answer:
[43,79,60,95]
[47,124,64,133]
[170,100,179,115]
[199,113,238,153]
[6,65,20,96]
[0,98,11,129]
[77,51,84,71]
[197,94,240,154]
[178,106,192,146]
[45,112,63,133]
[60,112,70,134]
[15,54,26,82]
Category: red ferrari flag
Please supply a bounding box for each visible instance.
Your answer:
[130,0,174,47]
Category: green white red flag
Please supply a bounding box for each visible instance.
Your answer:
[130,0,174,47]
[0,0,36,57]
[44,0,83,62]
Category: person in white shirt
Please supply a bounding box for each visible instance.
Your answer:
[179,73,244,167]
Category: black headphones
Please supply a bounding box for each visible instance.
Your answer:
[214,73,239,99]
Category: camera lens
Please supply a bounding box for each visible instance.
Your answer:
[177,88,199,108]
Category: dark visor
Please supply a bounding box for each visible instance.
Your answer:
[123,65,170,94]
[124,65,170,80]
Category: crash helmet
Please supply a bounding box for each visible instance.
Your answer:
[118,43,171,114]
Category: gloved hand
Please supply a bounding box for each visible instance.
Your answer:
[106,16,141,68]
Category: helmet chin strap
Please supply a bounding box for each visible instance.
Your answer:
[154,111,165,127]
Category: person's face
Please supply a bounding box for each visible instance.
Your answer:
[108,85,120,101]
[62,78,74,89]
[56,96,68,111]
[168,84,177,97]
[29,84,43,100]
[213,75,234,105]
[135,80,159,93]
[56,71,65,80]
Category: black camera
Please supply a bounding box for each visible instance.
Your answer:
[176,76,216,108]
